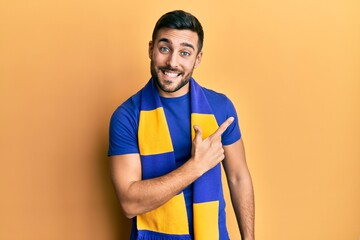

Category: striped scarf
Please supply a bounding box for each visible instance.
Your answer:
[136,78,227,239]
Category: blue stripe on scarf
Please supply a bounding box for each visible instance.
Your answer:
[141,152,176,179]
[193,164,222,203]
[189,79,214,115]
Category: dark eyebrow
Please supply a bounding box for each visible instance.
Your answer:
[158,38,195,51]
[181,42,195,51]
[158,38,171,44]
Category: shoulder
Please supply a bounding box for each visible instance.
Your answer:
[202,87,234,109]
[202,86,242,144]
[201,86,238,120]
[108,90,142,156]
[111,90,142,122]
[109,89,143,138]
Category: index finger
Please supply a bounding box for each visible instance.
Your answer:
[210,117,234,140]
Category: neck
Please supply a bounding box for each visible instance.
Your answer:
[156,82,190,98]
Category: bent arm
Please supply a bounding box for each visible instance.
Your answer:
[110,153,203,219]
[110,117,235,219]
[223,139,255,240]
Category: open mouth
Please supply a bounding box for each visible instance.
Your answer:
[162,70,181,78]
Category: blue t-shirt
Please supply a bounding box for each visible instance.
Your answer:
[108,86,241,239]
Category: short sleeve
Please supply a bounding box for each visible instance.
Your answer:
[108,98,140,156]
[221,98,241,145]
[204,89,241,146]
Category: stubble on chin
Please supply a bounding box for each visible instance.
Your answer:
[150,61,193,94]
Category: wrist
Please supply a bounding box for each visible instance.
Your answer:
[187,157,205,178]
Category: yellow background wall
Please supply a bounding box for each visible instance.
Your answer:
[1,0,359,239]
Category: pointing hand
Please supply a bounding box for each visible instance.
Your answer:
[191,117,234,173]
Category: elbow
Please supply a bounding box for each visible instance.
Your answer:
[227,175,243,188]
[123,211,136,219]
[119,201,138,219]
[121,204,135,219]
[227,174,253,190]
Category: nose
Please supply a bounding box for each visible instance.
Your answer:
[166,52,178,68]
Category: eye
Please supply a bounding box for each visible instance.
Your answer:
[159,47,169,53]
[181,51,191,57]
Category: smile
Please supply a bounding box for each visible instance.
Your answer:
[163,71,181,78]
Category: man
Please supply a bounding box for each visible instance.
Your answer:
[109,10,254,240]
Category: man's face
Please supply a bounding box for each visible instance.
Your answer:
[149,28,203,97]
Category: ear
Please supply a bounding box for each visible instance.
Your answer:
[148,41,153,59]
[194,51,203,68]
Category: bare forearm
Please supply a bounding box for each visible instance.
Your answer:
[229,178,255,240]
[117,159,202,218]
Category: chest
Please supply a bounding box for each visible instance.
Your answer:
[161,95,191,164]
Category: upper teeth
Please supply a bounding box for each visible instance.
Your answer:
[165,71,178,77]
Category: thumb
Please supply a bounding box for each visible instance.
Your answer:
[193,125,203,144]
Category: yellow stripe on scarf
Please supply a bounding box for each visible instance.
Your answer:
[137,193,189,235]
[193,201,219,239]
[191,113,219,140]
[138,108,173,155]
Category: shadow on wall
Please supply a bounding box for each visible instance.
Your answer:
[98,138,132,239]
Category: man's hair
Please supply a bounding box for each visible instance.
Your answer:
[152,10,204,53]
